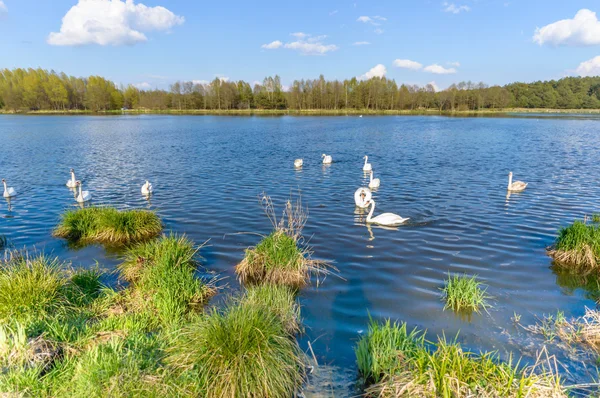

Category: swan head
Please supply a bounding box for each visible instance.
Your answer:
[509,172,513,177]
[76,181,81,186]
[70,168,74,173]
[322,154,326,157]
[1,179,4,183]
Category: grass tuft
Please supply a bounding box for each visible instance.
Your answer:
[356,319,566,397]
[117,234,216,326]
[0,253,67,323]
[167,300,305,398]
[548,220,600,273]
[53,206,162,246]
[441,273,491,314]
[236,195,331,288]
[240,284,301,335]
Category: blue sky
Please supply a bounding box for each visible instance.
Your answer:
[1,0,600,90]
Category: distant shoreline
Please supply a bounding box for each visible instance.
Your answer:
[1,108,600,116]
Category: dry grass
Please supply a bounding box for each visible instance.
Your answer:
[235,194,332,288]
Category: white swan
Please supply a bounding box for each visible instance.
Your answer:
[507,172,527,192]
[141,180,153,195]
[2,179,16,198]
[363,156,372,172]
[294,159,303,168]
[369,170,380,189]
[76,181,92,203]
[322,154,332,164]
[354,187,372,208]
[66,169,77,188]
[366,200,409,226]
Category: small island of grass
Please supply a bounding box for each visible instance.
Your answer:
[441,273,491,314]
[53,206,162,246]
[548,218,600,272]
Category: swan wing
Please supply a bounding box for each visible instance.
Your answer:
[7,188,16,197]
[372,213,409,226]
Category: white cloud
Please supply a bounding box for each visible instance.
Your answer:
[357,15,386,25]
[427,81,440,92]
[448,61,460,67]
[533,9,600,46]
[443,2,470,14]
[0,1,7,13]
[261,40,283,49]
[192,80,209,86]
[576,56,600,76]
[353,41,371,46]
[393,59,423,70]
[374,28,384,35]
[424,64,457,74]
[291,32,308,39]
[329,10,338,16]
[133,82,152,90]
[358,64,387,80]
[48,0,184,46]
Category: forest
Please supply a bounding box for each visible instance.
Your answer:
[1,68,600,112]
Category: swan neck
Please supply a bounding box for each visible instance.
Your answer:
[78,184,82,197]
[2,181,6,191]
[508,174,513,187]
[369,172,373,182]
[367,201,375,221]
[364,156,368,165]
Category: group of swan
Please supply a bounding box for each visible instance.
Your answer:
[293,154,332,168]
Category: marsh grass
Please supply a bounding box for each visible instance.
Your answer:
[356,319,566,397]
[167,300,305,398]
[548,220,600,272]
[117,234,216,326]
[441,273,491,314]
[53,206,162,246]
[240,284,301,334]
[236,194,332,288]
[0,235,7,250]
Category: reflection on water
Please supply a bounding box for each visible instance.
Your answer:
[1,114,600,392]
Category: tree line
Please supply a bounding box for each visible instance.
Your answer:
[2,68,600,112]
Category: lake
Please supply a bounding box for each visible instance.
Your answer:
[1,114,599,394]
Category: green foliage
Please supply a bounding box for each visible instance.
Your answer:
[550,220,600,271]
[167,301,305,398]
[4,67,600,112]
[118,234,215,326]
[441,273,491,314]
[356,320,565,397]
[53,206,162,246]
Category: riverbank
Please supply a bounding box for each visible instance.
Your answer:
[1,108,600,116]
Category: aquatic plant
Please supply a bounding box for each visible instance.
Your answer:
[167,300,305,398]
[240,284,301,335]
[236,195,331,288]
[548,220,600,272]
[53,206,162,245]
[356,319,566,397]
[593,214,600,223]
[117,234,216,326]
[441,273,491,314]
[0,235,7,250]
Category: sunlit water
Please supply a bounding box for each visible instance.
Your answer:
[1,115,600,394]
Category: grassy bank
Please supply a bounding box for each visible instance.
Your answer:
[355,319,566,397]
[2,107,600,116]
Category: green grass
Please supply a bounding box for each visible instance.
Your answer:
[549,220,600,272]
[0,253,68,324]
[593,214,600,223]
[53,206,162,246]
[240,284,301,335]
[356,319,566,397]
[0,235,7,250]
[117,234,215,326]
[167,300,305,398]
[236,230,309,288]
[441,273,491,314]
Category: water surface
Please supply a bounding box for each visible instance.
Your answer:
[1,114,599,394]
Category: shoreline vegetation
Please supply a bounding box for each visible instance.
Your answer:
[2,107,600,116]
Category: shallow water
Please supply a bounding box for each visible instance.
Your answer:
[1,114,600,394]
